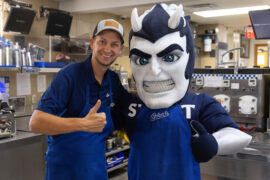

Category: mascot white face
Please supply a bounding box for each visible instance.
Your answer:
[129,4,194,109]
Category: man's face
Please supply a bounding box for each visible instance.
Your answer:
[130,31,190,109]
[90,30,124,67]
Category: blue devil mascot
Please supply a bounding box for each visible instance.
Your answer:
[112,3,252,180]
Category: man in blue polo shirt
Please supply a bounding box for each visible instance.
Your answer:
[29,19,131,180]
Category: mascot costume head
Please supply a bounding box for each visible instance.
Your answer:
[129,3,195,109]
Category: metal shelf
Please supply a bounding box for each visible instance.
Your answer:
[107,161,128,173]
[38,68,60,73]
[0,67,60,73]
[106,145,130,157]
[0,67,20,71]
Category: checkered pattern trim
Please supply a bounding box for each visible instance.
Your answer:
[192,74,262,80]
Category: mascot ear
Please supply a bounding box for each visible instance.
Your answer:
[168,4,182,29]
[131,8,142,32]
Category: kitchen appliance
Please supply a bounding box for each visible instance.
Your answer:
[8,97,32,132]
[189,70,269,132]
[0,102,15,138]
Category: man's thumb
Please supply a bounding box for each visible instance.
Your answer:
[89,100,101,114]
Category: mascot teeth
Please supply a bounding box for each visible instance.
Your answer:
[143,79,175,93]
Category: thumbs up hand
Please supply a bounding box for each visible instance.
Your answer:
[82,100,106,133]
[190,120,218,163]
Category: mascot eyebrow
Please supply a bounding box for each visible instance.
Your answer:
[130,49,152,59]
[130,44,183,59]
[156,44,183,57]
[129,4,195,79]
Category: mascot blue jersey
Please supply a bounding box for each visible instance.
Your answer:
[111,92,238,180]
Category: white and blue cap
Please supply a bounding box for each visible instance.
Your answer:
[93,19,124,44]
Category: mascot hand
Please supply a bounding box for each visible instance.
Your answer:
[190,120,218,163]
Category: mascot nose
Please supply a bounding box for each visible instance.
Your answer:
[150,59,161,75]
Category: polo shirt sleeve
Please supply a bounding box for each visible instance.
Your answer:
[36,70,72,116]
[198,93,239,133]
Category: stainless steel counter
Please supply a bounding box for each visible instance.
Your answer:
[0,131,46,180]
[0,130,42,144]
[201,132,270,180]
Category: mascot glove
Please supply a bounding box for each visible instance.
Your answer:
[190,120,218,163]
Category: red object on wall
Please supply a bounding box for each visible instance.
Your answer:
[245,27,255,39]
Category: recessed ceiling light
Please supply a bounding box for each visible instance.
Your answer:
[193,5,270,17]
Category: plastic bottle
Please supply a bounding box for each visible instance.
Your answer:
[5,40,13,66]
[26,51,33,66]
[21,48,26,66]
[204,36,212,52]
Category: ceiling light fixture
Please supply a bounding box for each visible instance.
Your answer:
[193,5,270,17]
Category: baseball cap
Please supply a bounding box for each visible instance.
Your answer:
[92,19,124,44]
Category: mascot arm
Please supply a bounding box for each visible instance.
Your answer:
[212,127,252,155]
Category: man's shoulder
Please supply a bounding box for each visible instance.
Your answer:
[58,59,88,76]
[108,69,120,79]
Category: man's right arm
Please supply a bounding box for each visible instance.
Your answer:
[29,100,107,135]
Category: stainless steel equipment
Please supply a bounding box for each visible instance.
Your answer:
[189,69,269,132]
[0,102,15,138]
[116,70,129,90]
[220,47,244,74]
[8,97,34,132]
[21,48,26,66]
[5,40,13,66]
[13,42,21,67]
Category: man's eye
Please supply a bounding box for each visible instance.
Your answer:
[99,40,105,44]
[112,43,120,47]
[136,57,149,65]
[162,54,180,63]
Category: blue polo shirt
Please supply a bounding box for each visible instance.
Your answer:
[36,55,127,118]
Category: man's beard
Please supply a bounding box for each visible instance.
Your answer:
[94,55,116,67]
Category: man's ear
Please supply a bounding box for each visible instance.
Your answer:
[89,38,94,50]
[120,44,124,52]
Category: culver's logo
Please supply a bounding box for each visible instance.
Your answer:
[150,111,169,121]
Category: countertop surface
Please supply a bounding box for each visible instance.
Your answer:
[0,130,43,145]
[219,132,270,162]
